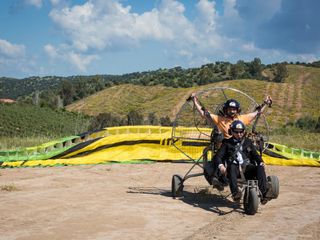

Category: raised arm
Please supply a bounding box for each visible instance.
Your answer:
[189,93,206,118]
[244,96,273,123]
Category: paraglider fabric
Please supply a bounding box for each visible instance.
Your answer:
[0,126,319,168]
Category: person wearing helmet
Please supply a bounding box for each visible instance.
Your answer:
[213,120,270,203]
[189,92,272,192]
[190,93,272,139]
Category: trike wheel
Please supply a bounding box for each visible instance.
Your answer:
[172,174,184,198]
[267,175,279,199]
[244,188,259,215]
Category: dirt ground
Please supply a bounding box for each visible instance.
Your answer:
[1,163,319,240]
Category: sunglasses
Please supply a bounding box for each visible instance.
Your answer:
[232,130,244,134]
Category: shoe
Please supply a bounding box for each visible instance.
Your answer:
[218,175,229,186]
[261,187,273,205]
[212,177,224,191]
[264,183,274,198]
[260,197,270,205]
[232,190,242,202]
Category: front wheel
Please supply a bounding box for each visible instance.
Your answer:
[244,188,259,215]
[171,174,184,198]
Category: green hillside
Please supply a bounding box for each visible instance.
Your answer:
[0,103,91,138]
[67,65,320,128]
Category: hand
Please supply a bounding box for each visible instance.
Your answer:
[219,164,227,175]
[264,96,272,107]
[187,93,197,102]
[191,92,197,100]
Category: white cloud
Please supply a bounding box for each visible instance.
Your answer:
[44,44,58,58]
[44,0,319,74]
[68,52,98,72]
[241,42,256,52]
[0,39,25,58]
[49,0,182,52]
[196,0,218,32]
[44,43,98,72]
[46,0,236,71]
[47,0,205,70]
[25,0,43,8]
[0,39,38,77]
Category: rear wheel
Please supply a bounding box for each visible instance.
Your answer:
[244,188,259,215]
[172,175,184,198]
[267,175,279,199]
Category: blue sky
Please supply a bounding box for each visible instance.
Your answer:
[0,0,319,78]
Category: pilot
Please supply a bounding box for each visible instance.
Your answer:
[190,93,272,139]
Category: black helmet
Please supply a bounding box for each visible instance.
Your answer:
[230,120,246,133]
[223,99,241,114]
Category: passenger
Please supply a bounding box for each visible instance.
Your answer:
[190,93,272,139]
[214,120,271,203]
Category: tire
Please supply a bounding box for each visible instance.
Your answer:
[244,188,259,215]
[171,174,184,198]
[267,175,279,199]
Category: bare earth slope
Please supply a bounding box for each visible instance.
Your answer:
[1,163,319,240]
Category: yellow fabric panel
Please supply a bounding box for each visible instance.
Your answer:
[63,126,209,159]
[263,154,320,167]
[2,147,319,168]
[62,138,203,162]
[63,133,169,158]
[1,126,318,168]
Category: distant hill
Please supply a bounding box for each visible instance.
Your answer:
[1,59,300,102]
[66,65,320,129]
[0,76,63,99]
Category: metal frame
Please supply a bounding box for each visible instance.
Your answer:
[171,86,270,193]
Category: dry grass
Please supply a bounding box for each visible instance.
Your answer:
[270,129,320,152]
[1,184,20,192]
[0,136,55,150]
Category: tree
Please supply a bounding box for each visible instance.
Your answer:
[220,62,229,76]
[249,58,263,79]
[230,62,245,79]
[160,115,172,126]
[273,63,288,83]
[89,112,122,130]
[177,77,193,87]
[39,90,57,109]
[59,80,75,105]
[127,110,143,125]
[90,76,104,92]
[147,112,159,125]
[316,117,320,133]
[74,79,87,99]
[197,66,213,85]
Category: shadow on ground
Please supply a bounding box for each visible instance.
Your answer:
[127,186,243,215]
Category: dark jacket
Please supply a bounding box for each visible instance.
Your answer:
[214,136,263,166]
